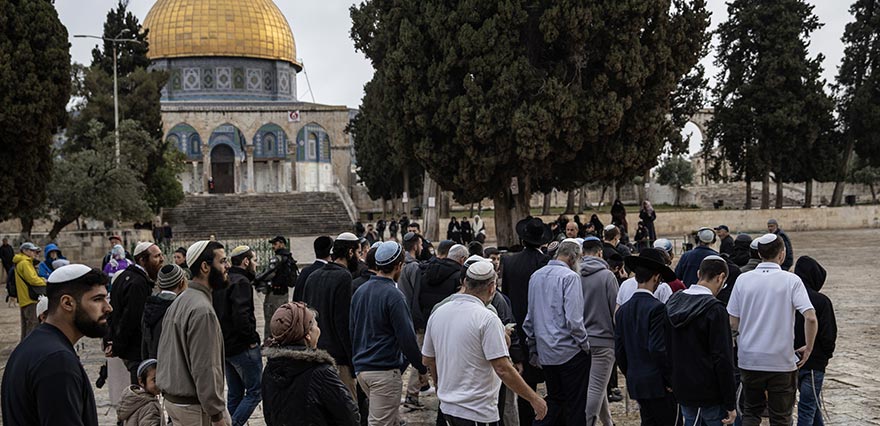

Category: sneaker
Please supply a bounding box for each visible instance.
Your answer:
[403,396,423,409]
[608,388,623,402]
[420,385,436,396]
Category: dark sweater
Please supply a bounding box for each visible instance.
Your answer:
[109,265,153,362]
[413,257,460,329]
[141,292,175,360]
[667,289,737,411]
[674,245,719,287]
[300,262,354,366]
[350,276,427,375]
[794,257,837,372]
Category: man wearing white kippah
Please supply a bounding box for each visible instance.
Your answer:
[727,234,817,426]
[108,241,164,385]
[423,261,547,425]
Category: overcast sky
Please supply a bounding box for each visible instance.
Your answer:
[58,0,851,152]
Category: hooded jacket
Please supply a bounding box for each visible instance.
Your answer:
[141,292,175,360]
[117,385,162,426]
[794,256,837,372]
[775,229,794,270]
[666,287,736,410]
[37,244,65,279]
[13,253,44,307]
[731,236,752,267]
[413,257,461,329]
[109,264,154,362]
[262,347,359,426]
[299,262,354,367]
[579,256,618,348]
[212,266,260,356]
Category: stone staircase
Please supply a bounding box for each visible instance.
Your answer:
[162,192,354,239]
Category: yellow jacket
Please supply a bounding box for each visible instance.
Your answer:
[14,253,45,307]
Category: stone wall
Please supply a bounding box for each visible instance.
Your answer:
[0,229,154,268]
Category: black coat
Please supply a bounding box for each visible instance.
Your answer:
[500,248,549,361]
[776,229,794,271]
[292,260,327,302]
[719,235,735,257]
[794,257,837,372]
[141,293,174,360]
[413,257,460,329]
[262,347,359,426]
[351,269,376,292]
[299,262,354,366]
[109,265,153,361]
[0,243,14,270]
[615,292,672,400]
[213,267,261,356]
[269,248,298,295]
[667,290,736,410]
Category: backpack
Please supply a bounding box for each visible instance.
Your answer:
[6,266,16,300]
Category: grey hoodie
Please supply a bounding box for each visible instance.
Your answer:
[579,256,619,348]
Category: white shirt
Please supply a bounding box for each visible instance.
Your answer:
[616,277,673,306]
[423,294,509,423]
[727,262,814,372]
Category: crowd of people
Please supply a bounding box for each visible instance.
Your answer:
[0,213,836,426]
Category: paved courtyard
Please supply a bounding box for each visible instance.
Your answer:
[0,228,877,425]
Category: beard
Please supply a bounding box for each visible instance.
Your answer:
[567,257,581,274]
[347,252,360,273]
[75,307,109,338]
[208,265,229,290]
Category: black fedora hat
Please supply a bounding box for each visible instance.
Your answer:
[516,216,553,246]
[624,248,676,282]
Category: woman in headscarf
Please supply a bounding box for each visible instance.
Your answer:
[262,302,359,426]
[589,214,604,236]
[639,200,657,241]
[447,217,461,243]
[102,244,131,280]
[610,199,628,234]
[473,215,486,243]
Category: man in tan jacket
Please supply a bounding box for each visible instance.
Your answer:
[157,240,230,426]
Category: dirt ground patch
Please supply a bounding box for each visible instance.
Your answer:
[0,228,877,425]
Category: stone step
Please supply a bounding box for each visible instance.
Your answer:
[162,192,354,239]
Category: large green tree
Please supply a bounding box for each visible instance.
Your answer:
[833,0,880,205]
[67,0,180,213]
[655,156,694,206]
[708,0,835,209]
[0,0,71,233]
[352,0,709,245]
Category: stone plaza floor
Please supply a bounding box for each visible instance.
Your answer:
[0,228,877,425]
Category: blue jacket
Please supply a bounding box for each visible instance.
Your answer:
[674,245,718,287]
[37,244,65,279]
[350,275,427,375]
[615,291,672,400]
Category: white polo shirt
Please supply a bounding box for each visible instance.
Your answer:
[616,277,673,306]
[423,293,509,423]
[727,262,814,372]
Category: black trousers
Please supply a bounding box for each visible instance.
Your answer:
[517,360,544,425]
[636,392,677,426]
[123,358,140,385]
[444,414,499,426]
[740,369,797,426]
[535,350,591,426]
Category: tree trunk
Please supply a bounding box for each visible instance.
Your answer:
[870,182,877,203]
[402,168,410,216]
[614,181,622,202]
[579,186,588,213]
[493,191,516,247]
[421,174,440,241]
[804,180,813,208]
[599,186,607,207]
[674,187,681,207]
[469,203,474,217]
[564,191,575,214]
[775,178,784,209]
[745,178,752,210]
[831,135,856,206]
[761,170,770,209]
[381,197,387,219]
[514,177,532,223]
[477,201,483,215]
[19,217,34,239]
[439,191,450,219]
[49,216,78,241]
[542,192,552,216]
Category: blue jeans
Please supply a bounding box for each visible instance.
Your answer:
[797,370,825,426]
[681,405,728,426]
[226,345,263,426]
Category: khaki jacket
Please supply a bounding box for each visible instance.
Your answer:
[156,282,226,418]
[117,385,163,426]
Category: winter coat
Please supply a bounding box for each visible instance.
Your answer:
[740,258,761,273]
[775,229,794,270]
[141,292,175,360]
[794,256,837,372]
[117,386,163,426]
[351,269,376,292]
[666,288,736,411]
[269,248,298,295]
[719,235,735,257]
[262,346,359,426]
[731,236,753,267]
[13,253,44,307]
[0,243,14,271]
[109,265,154,362]
[37,244,65,279]
[674,245,719,287]
[397,252,421,311]
[413,257,461,329]
[292,260,327,302]
[103,258,133,279]
[213,267,261,356]
[299,262,354,367]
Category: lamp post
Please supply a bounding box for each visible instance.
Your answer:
[74,29,141,166]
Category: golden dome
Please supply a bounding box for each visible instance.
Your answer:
[143,0,301,69]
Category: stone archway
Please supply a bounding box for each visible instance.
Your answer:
[210,144,235,193]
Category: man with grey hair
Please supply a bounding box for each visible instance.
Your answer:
[524,239,591,426]
[408,242,469,406]
[423,260,547,425]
